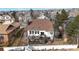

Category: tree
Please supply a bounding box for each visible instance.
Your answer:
[11,11,16,18]
[60,9,68,22]
[65,15,79,44]
[44,11,49,18]
[55,9,69,42]
[30,9,39,19]
[30,9,34,19]
[66,15,79,36]
[56,9,68,26]
[11,11,18,22]
[56,12,63,27]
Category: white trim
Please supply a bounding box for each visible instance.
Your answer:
[32,44,78,50]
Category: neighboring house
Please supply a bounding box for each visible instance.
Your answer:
[37,13,49,20]
[0,14,15,24]
[24,19,54,42]
[0,22,20,46]
[68,9,79,18]
[17,11,32,28]
[50,12,57,20]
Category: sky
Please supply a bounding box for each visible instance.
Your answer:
[0,8,51,11]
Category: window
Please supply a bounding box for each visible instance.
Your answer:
[29,30,39,34]
[0,35,4,39]
[35,31,37,34]
[0,34,4,44]
[32,31,34,34]
[35,31,39,34]
[29,31,34,34]
[41,32,44,35]
[29,31,31,34]
[38,31,39,34]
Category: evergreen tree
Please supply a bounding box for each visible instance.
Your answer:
[30,9,33,18]
[65,15,79,44]
[55,9,68,39]
[56,9,68,26]
[12,11,16,18]
[11,11,18,22]
[61,9,68,21]
[56,12,63,26]
[66,15,79,37]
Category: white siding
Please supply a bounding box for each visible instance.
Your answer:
[27,30,54,40]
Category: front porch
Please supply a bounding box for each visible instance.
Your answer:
[26,35,77,45]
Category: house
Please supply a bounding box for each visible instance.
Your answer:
[0,14,15,24]
[37,13,49,20]
[24,19,54,44]
[0,22,20,46]
[16,11,32,28]
[68,9,79,18]
[50,12,57,20]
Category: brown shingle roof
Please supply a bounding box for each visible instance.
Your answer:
[26,19,53,31]
[0,22,20,34]
[0,24,9,34]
